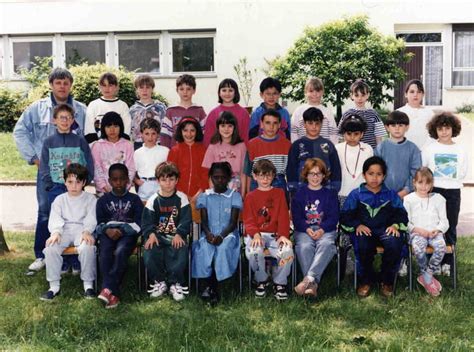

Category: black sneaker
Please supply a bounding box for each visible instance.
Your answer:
[83,288,96,299]
[274,284,288,301]
[209,288,219,306]
[255,281,268,298]
[40,290,60,301]
[200,286,212,301]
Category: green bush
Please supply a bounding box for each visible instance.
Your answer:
[456,102,474,114]
[0,87,25,132]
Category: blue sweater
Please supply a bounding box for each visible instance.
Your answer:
[291,185,339,233]
[96,191,144,237]
[249,103,291,140]
[39,130,93,190]
[340,184,408,235]
[375,138,421,193]
[286,136,341,192]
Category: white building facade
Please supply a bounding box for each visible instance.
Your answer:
[0,0,473,113]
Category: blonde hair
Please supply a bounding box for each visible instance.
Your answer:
[413,167,434,190]
[305,77,324,92]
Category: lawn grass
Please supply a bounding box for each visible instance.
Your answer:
[0,133,36,181]
[1,232,473,351]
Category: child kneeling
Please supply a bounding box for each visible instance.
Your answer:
[142,162,191,301]
[41,164,97,301]
[243,159,293,300]
[292,158,339,297]
[192,162,242,304]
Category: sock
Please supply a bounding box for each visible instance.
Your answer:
[83,281,93,291]
[422,272,432,284]
[305,275,315,282]
[49,281,60,294]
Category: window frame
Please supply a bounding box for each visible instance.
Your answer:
[169,32,216,75]
[61,34,109,67]
[9,36,55,78]
[452,29,474,88]
[114,33,162,76]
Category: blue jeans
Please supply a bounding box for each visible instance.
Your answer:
[98,233,138,296]
[294,230,337,283]
[34,172,52,259]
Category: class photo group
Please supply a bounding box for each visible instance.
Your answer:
[13,67,468,309]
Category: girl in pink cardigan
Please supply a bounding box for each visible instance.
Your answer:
[91,112,135,195]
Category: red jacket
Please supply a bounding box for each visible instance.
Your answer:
[167,142,208,197]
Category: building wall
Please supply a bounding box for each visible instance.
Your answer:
[1,0,473,113]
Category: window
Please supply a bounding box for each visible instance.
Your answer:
[172,36,214,73]
[11,38,53,73]
[453,26,474,87]
[396,33,442,43]
[64,39,105,66]
[118,37,160,73]
[0,41,3,78]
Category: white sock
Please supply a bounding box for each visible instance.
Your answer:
[83,281,93,291]
[306,275,315,282]
[49,281,60,294]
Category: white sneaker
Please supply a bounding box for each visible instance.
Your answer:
[441,264,451,277]
[148,281,167,298]
[28,258,45,271]
[170,283,185,302]
[398,262,407,277]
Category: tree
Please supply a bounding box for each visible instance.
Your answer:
[269,15,411,119]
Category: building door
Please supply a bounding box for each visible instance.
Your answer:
[395,46,423,109]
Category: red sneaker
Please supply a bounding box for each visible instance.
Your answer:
[98,288,112,304]
[417,275,440,297]
[105,294,120,309]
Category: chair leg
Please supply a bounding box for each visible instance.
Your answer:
[408,246,413,292]
[452,245,457,290]
[336,246,341,289]
[137,245,142,292]
[239,250,242,294]
[353,257,357,291]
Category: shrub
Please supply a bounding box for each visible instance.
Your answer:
[456,102,474,114]
[0,86,24,132]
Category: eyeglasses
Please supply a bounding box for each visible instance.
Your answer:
[255,174,273,179]
[57,115,73,121]
[307,172,323,178]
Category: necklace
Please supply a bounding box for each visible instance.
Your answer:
[419,194,430,211]
[344,143,361,179]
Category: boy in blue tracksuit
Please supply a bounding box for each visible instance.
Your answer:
[13,68,87,272]
[340,156,408,298]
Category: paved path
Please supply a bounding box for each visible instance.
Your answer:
[1,185,473,235]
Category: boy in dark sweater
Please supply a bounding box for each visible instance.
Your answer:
[96,163,144,309]
[286,107,341,193]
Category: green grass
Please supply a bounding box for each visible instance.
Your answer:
[1,232,473,350]
[0,133,36,181]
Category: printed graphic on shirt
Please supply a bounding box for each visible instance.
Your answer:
[217,150,237,161]
[257,197,274,228]
[48,147,86,183]
[305,199,323,229]
[157,206,178,235]
[434,153,457,178]
[105,199,133,222]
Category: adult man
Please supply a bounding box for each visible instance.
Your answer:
[14,68,87,271]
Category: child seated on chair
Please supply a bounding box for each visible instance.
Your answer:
[292,158,339,298]
[41,163,97,301]
[192,162,243,304]
[96,163,144,308]
[340,156,408,298]
[403,167,447,296]
[142,161,191,302]
[243,159,293,301]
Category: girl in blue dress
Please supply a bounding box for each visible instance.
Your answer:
[192,162,243,304]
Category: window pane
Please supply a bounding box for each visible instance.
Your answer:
[396,33,441,43]
[453,31,474,67]
[453,71,474,86]
[172,37,214,72]
[65,40,105,66]
[118,39,160,73]
[13,41,52,72]
[425,46,443,106]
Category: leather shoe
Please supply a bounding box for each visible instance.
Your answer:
[357,284,371,297]
[380,283,394,298]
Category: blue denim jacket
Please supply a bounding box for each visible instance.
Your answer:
[13,94,87,164]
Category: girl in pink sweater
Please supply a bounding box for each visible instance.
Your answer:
[203,78,250,147]
[91,112,135,195]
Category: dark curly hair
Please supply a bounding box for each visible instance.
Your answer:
[427,111,462,139]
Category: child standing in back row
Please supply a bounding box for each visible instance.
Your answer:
[403,167,448,296]
[129,74,167,150]
[84,72,131,143]
[291,77,338,144]
[338,79,386,149]
[203,78,250,146]
[422,112,468,276]
[161,74,206,148]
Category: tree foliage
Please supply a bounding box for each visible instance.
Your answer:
[269,15,410,118]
